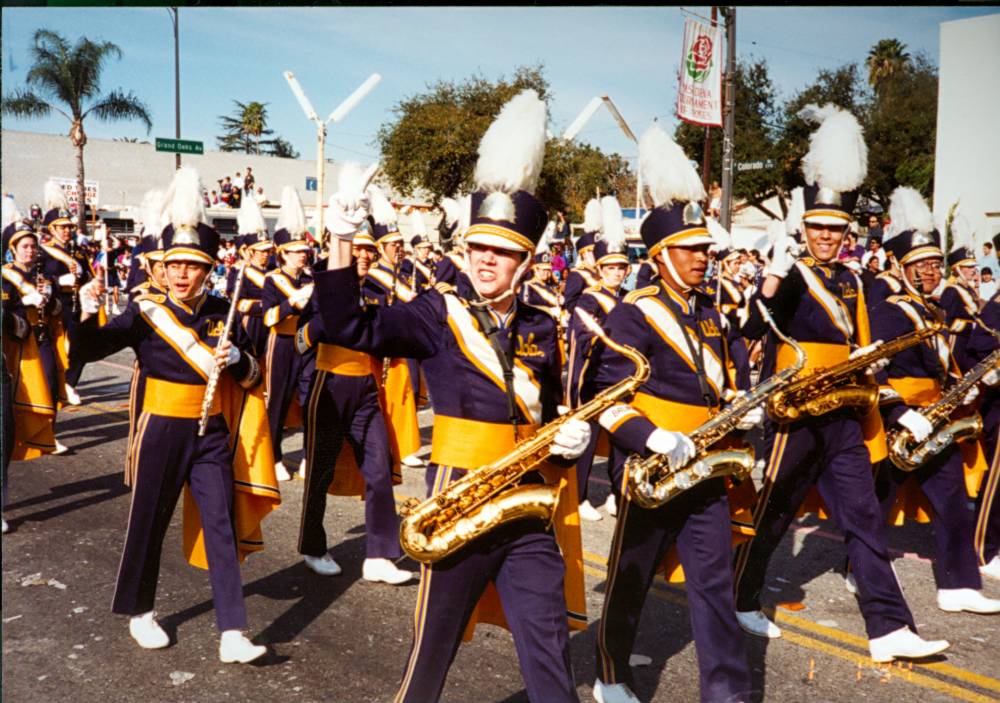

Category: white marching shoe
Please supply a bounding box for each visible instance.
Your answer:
[64,384,82,406]
[980,556,1000,581]
[1,518,8,534]
[579,500,603,522]
[303,553,342,576]
[628,653,651,667]
[219,630,266,664]
[593,679,640,703]
[299,458,307,476]
[845,572,858,595]
[128,611,169,650]
[53,441,70,455]
[868,626,949,663]
[363,558,414,585]
[937,588,1000,614]
[604,493,618,517]
[401,453,426,468]
[274,462,292,482]
[735,609,782,639]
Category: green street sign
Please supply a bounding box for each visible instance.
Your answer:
[155,138,204,155]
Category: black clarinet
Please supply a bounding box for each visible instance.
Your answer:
[67,237,80,315]
[33,256,51,343]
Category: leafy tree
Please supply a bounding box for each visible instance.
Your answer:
[867,38,911,92]
[2,29,151,232]
[217,100,275,154]
[376,65,630,220]
[269,136,300,159]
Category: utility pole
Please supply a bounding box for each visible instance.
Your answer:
[168,7,180,170]
[701,5,718,191]
[720,6,736,229]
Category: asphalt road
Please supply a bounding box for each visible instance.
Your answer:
[3,350,999,703]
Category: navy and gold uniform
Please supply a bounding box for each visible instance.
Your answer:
[40,216,93,389]
[228,250,270,358]
[940,260,980,373]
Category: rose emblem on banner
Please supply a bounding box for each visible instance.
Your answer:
[686,34,713,83]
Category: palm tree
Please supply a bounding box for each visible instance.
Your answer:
[2,30,152,233]
[217,100,275,154]
[866,38,910,91]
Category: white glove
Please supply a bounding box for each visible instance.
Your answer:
[79,280,103,315]
[962,385,979,406]
[289,284,314,309]
[984,368,1000,387]
[225,345,242,367]
[645,428,696,470]
[58,273,76,287]
[764,235,798,278]
[551,417,592,460]
[850,341,890,374]
[897,409,934,443]
[21,291,44,308]
[737,405,764,431]
[326,190,371,241]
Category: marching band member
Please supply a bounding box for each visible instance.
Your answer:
[432,195,471,289]
[568,195,630,523]
[400,208,435,291]
[634,257,658,290]
[732,105,948,662]
[563,198,602,319]
[295,210,412,584]
[940,211,982,371]
[588,126,754,703]
[869,186,999,614]
[520,224,563,322]
[315,91,589,703]
[2,220,66,460]
[969,230,1000,581]
[262,187,316,482]
[40,180,91,406]
[227,193,272,358]
[125,189,167,297]
[69,167,277,664]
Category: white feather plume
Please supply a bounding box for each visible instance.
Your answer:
[705,216,732,251]
[139,189,165,237]
[164,166,207,231]
[276,186,307,235]
[582,198,603,233]
[473,89,547,195]
[949,211,975,254]
[784,187,805,236]
[639,124,706,209]
[885,186,934,242]
[237,192,266,234]
[368,185,397,226]
[799,103,867,192]
[457,193,472,236]
[440,197,460,226]
[599,195,626,253]
[410,209,427,237]
[535,224,552,256]
[44,180,69,212]
[2,195,22,229]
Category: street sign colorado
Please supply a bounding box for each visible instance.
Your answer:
[155,138,204,154]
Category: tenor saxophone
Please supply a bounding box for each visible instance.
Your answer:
[766,324,943,424]
[626,302,807,509]
[399,308,649,564]
[888,322,1000,471]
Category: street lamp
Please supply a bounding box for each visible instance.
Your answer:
[282,71,381,239]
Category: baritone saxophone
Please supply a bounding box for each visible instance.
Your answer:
[398,308,649,564]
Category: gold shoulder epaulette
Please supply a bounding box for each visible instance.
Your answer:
[799,257,816,267]
[136,293,167,304]
[624,285,658,304]
[434,281,455,296]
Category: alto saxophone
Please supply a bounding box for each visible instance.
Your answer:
[767,324,943,424]
[399,308,650,564]
[626,302,807,509]
[888,321,1000,471]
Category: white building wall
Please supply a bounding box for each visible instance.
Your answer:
[934,14,1000,246]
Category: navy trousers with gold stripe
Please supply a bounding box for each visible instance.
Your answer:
[298,371,400,559]
[264,332,312,464]
[112,413,246,631]
[975,395,1000,565]
[595,477,752,703]
[394,464,578,703]
[733,411,915,639]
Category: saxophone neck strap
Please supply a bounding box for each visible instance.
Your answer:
[468,302,521,437]
[661,293,715,409]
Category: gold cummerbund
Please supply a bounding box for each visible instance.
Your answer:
[143,377,220,418]
[631,392,711,434]
[430,415,539,470]
[888,377,942,408]
[273,315,299,335]
[316,343,372,377]
[778,341,849,373]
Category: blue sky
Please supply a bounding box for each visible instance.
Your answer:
[3,6,996,167]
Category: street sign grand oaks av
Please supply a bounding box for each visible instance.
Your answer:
[155,138,204,155]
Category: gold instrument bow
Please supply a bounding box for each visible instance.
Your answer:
[399,308,649,564]
[626,301,806,509]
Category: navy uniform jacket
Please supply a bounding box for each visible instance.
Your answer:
[520,278,562,322]
[567,284,621,408]
[866,272,903,311]
[939,280,980,373]
[562,266,600,320]
[363,261,418,308]
[869,292,954,425]
[635,261,658,290]
[40,241,92,314]
[968,290,1000,363]
[314,266,563,447]
[400,257,434,292]
[228,263,269,356]
[592,282,735,453]
[262,268,314,333]
[70,290,259,391]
